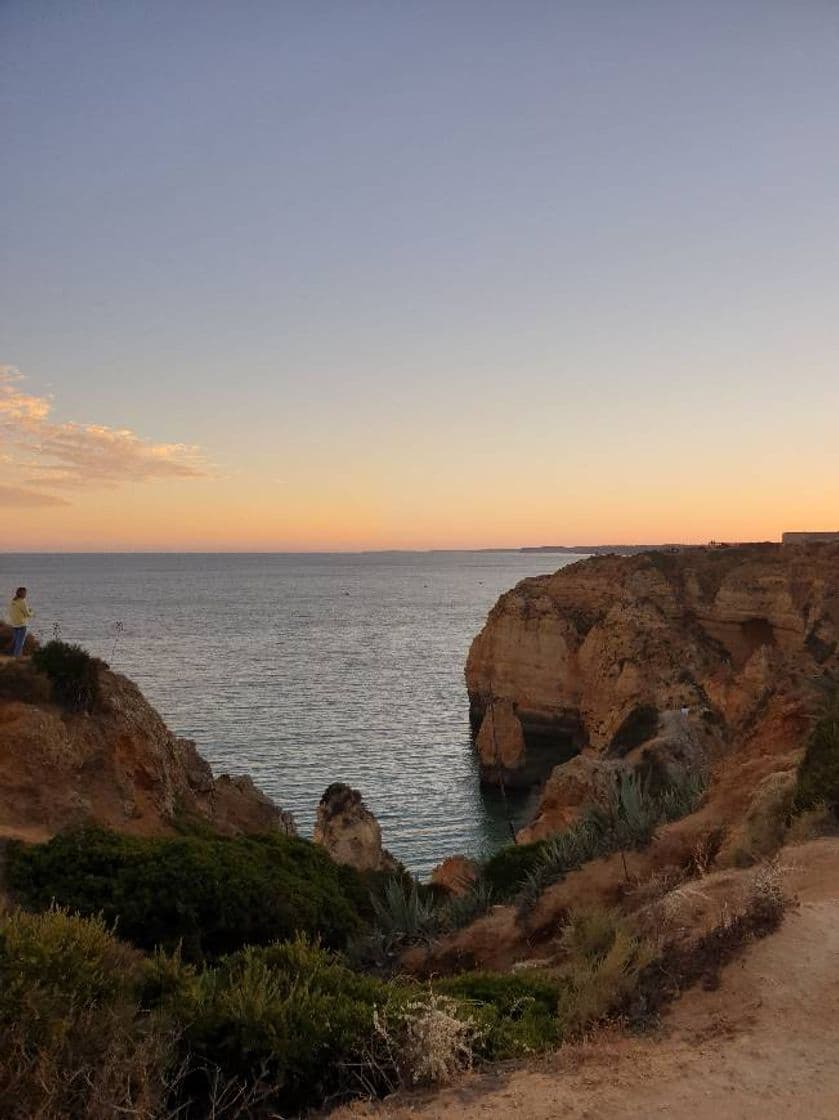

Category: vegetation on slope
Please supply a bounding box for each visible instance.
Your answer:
[3,742,788,1119]
[368,770,707,953]
[0,869,786,1120]
[792,692,839,816]
[30,640,105,712]
[6,825,369,961]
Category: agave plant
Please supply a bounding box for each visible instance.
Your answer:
[439,877,495,931]
[370,877,439,949]
[658,772,707,822]
[610,771,660,850]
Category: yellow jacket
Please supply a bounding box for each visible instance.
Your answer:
[8,598,33,627]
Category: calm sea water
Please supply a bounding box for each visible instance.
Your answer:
[1,551,582,876]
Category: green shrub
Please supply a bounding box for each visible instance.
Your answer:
[7,825,368,961]
[436,970,561,1057]
[601,770,662,848]
[657,772,707,822]
[793,702,839,815]
[177,937,404,1113]
[0,906,141,1018]
[30,640,105,712]
[518,816,611,906]
[176,941,552,1108]
[0,908,171,1120]
[438,877,495,931]
[482,838,550,900]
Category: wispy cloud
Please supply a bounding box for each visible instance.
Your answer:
[0,366,209,499]
[0,483,70,508]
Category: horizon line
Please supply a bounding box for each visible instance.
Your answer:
[0,540,777,557]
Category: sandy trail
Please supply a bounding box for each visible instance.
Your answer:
[336,839,839,1120]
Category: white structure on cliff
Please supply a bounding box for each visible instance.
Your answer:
[782,531,839,545]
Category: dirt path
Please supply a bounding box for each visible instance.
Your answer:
[337,839,839,1120]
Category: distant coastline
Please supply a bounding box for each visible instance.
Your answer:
[2,542,775,557]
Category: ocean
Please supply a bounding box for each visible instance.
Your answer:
[1,551,582,876]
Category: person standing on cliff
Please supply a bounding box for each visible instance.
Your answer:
[7,587,34,656]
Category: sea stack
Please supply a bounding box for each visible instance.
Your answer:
[313,782,398,873]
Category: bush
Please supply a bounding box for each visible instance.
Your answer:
[556,906,655,1034]
[30,640,105,712]
[518,816,612,906]
[176,937,406,1113]
[438,877,496,932]
[482,838,550,900]
[0,895,778,1118]
[372,992,479,1087]
[7,825,368,961]
[0,908,171,1120]
[178,942,564,1108]
[793,701,839,815]
[435,970,561,1057]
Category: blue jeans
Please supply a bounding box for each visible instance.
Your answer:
[11,627,26,656]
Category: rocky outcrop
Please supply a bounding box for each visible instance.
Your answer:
[313,783,397,873]
[430,855,480,897]
[466,543,839,836]
[0,659,295,841]
[516,753,621,843]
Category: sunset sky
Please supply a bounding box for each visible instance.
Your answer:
[2,2,838,551]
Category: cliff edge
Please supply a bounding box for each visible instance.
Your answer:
[0,654,294,842]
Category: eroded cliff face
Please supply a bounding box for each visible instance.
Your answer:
[0,660,295,842]
[466,544,839,824]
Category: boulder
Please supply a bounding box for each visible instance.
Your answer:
[430,855,480,897]
[516,753,622,843]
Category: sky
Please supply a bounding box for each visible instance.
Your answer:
[2,1,838,551]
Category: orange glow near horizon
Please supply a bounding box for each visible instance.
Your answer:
[3,366,838,553]
[5,471,838,552]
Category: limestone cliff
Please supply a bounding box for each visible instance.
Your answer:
[466,544,839,835]
[0,658,295,842]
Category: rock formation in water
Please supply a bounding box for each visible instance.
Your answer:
[0,656,295,842]
[313,782,398,873]
[466,543,839,838]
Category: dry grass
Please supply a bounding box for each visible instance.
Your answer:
[373,993,480,1088]
[555,907,656,1035]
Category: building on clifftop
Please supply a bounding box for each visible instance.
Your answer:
[782,531,839,545]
